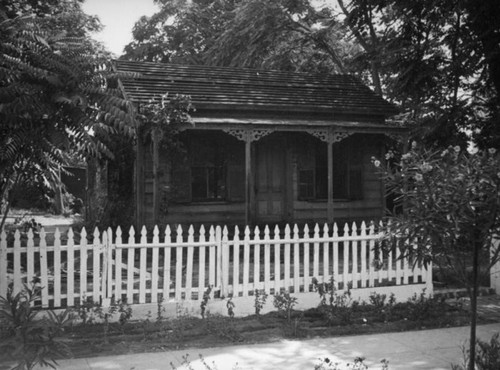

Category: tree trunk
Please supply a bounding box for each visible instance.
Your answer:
[468,240,481,370]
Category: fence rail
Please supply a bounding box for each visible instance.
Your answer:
[0,221,432,309]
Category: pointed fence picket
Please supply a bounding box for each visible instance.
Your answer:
[0,221,433,309]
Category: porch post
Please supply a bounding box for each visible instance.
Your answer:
[327,141,334,223]
[306,129,353,224]
[245,138,252,224]
[222,128,275,225]
[151,127,162,224]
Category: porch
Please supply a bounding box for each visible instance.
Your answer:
[138,125,407,228]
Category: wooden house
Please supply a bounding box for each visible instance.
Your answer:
[114,60,405,227]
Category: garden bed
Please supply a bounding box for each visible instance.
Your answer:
[2,287,499,367]
[50,294,490,359]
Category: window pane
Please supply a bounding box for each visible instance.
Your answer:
[191,166,207,200]
[298,170,314,199]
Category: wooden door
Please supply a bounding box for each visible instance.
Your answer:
[255,137,286,223]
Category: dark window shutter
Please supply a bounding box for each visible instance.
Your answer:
[227,164,245,201]
[227,141,245,201]
[171,155,191,203]
[332,143,348,199]
[348,144,363,200]
[298,169,315,200]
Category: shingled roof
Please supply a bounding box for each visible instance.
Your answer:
[114,60,398,117]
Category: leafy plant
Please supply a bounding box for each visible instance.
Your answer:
[368,292,396,322]
[200,285,213,319]
[170,354,227,370]
[315,357,389,369]
[156,295,166,322]
[405,290,444,322]
[226,297,235,318]
[0,279,73,370]
[312,277,356,324]
[254,289,268,316]
[0,4,136,229]
[273,290,298,322]
[375,145,500,370]
[74,296,132,342]
[452,333,500,370]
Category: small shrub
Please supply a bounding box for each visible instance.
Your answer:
[312,277,357,324]
[452,333,500,370]
[368,292,396,322]
[273,290,298,322]
[405,289,443,321]
[0,279,73,370]
[226,297,235,318]
[74,296,132,342]
[170,354,229,370]
[315,357,389,369]
[156,295,166,322]
[117,298,133,327]
[74,296,100,325]
[254,289,268,316]
[200,286,212,319]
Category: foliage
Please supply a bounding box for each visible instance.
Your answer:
[368,292,395,322]
[375,144,500,370]
[404,290,445,322]
[200,285,212,319]
[73,296,132,342]
[337,0,500,147]
[253,289,268,316]
[0,2,136,229]
[0,279,74,370]
[123,0,238,64]
[123,0,357,74]
[203,0,355,73]
[170,354,224,370]
[273,290,298,322]
[312,277,357,324]
[376,145,500,282]
[226,297,235,318]
[452,333,500,370]
[315,357,389,370]
[138,92,194,150]
[170,353,389,370]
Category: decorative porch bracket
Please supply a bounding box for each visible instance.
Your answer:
[223,128,275,224]
[306,129,353,144]
[306,129,354,223]
[223,128,275,143]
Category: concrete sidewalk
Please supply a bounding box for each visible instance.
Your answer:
[28,323,500,370]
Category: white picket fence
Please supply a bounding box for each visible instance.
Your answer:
[0,221,432,309]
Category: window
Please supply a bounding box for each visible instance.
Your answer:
[170,131,245,203]
[191,165,226,201]
[191,137,227,201]
[298,137,364,201]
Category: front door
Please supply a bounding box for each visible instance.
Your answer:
[255,136,286,223]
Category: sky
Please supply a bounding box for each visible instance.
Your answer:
[82,0,158,56]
